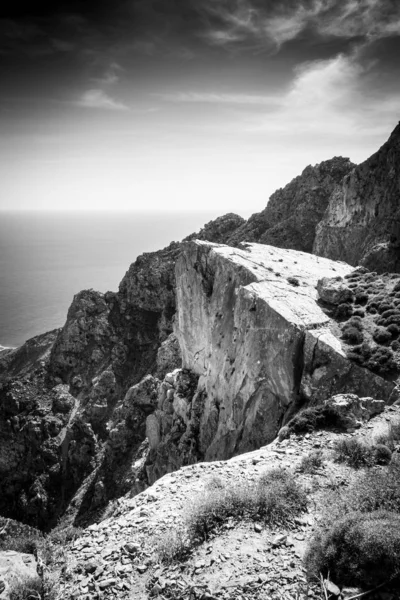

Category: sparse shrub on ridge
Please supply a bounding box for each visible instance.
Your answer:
[8,577,43,600]
[287,276,300,286]
[333,437,392,468]
[335,303,353,319]
[342,326,363,344]
[156,469,307,562]
[299,450,323,473]
[285,405,346,435]
[373,326,392,344]
[305,511,400,587]
[305,458,400,589]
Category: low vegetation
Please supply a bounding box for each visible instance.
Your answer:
[324,270,400,375]
[299,450,323,473]
[306,453,400,590]
[333,436,392,468]
[281,404,346,437]
[156,469,307,563]
[8,577,43,600]
[306,511,400,587]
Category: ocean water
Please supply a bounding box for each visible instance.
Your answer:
[0,210,224,349]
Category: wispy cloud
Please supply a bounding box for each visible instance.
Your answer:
[199,0,400,52]
[92,62,123,86]
[77,89,128,110]
[156,91,279,106]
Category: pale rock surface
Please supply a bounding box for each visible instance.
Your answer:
[145,241,394,480]
[324,393,385,428]
[316,276,353,305]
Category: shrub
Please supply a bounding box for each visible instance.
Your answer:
[352,308,365,317]
[367,347,396,373]
[374,420,400,452]
[335,303,353,319]
[342,326,363,345]
[156,529,192,564]
[373,444,393,465]
[287,276,300,286]
[346,316,363,330]
[9,577,42,600]
[373,327,392,344]
[286,405,346,435]
[299,450,323,473]
[378,303,393,314]
[382,309,399,319]
[334,437,375,468]
[354,291,368,305]
[305,511,400,587]
[181,469,307,547]
[393,281,400,292]
[388,324,400,338]
[392,340,400,351]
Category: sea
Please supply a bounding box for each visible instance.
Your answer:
[0,210,226,349]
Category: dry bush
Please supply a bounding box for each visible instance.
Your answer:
[305,511,400,587]
[299,450,323,474]
[156,469,307,562]
[8,577,42,600]
[286,405,346,435]
[333,437,392,469]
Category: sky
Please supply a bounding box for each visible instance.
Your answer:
[0,0,400,215]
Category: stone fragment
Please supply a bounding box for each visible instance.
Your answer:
[324,580,341,596]
[316,276,353,305]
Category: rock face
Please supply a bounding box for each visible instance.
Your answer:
[314,123,400,269]
[144,241,395,480]
[227,157,354,252]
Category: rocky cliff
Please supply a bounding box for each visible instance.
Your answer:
[143,241,396,482]
[0,214,245,528]
[2,123,400,532]
[314,122,400,269]
[227,157,354,252]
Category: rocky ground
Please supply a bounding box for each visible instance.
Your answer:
[51,402,400,600]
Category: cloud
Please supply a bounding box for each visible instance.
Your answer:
[198,0,400,52]
[244,51,400,139]
[77,89,128,110]
[92,62,123,86]
[157,91,279,106]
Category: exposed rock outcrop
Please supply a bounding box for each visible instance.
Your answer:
[144,241,395,481]
[314,123,400,269]
[227,157,354,252]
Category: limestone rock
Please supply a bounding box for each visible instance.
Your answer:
[145,241,392,479]
[155,333,181,380]
[325,394,385,428]
[316,277,353,305]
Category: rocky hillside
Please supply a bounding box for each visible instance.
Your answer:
[227,157,354,252]
[314,122,400,270]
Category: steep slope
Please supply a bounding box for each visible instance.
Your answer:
[0,214,244,528]
[314,123,400,270]
[227,157,354,252]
